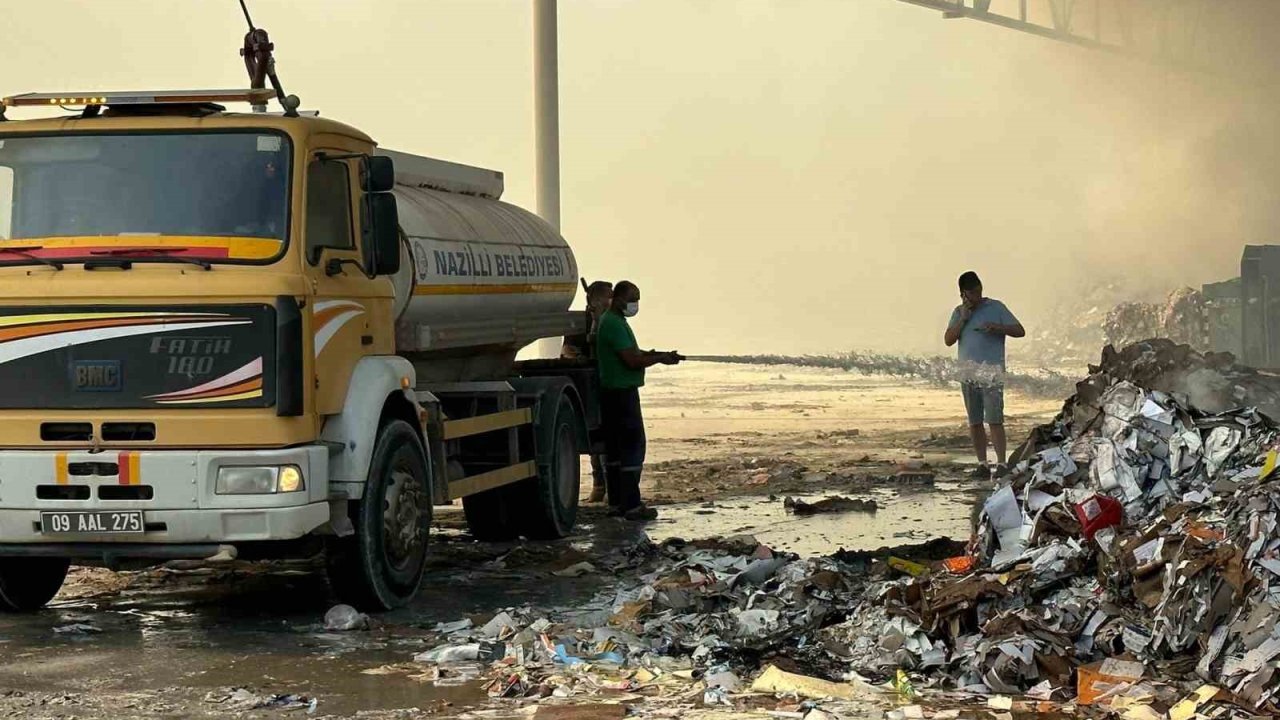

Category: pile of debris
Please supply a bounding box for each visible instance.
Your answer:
[827,340,1280,714]
[1101,288,1213,356]
[403,536,870,705]
[397,538,987,717]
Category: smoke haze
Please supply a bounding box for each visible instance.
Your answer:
[3,0,1277,359]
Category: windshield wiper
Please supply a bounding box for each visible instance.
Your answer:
[0,246,64,271]
[89,248,212,270]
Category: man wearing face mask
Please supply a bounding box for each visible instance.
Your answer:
[595,280,683,521]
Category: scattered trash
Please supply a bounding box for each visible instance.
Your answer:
[783,495,877,515]
[322,604,368,631]
[886,556,930,577]
[203,688,317,713]
[533,704,627,719]
[552,562,596,578]
[750,664,876,701]
[892,669,917,700]
[414,643,482,664]
[986,695,1013,710]
[1170,685,1221,720]
[52,623,101,635]
[1073,493,1123,541]
[704,667,742,692]
[1078,658,1145,705]
[433,618,474,634]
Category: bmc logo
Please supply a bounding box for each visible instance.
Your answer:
[72,360,122,392]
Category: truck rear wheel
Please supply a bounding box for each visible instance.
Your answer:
[461,394,581,541]
[516,394,581,539]
[461,483,522,541]
[326,419,431,611]
[0,557,69,612]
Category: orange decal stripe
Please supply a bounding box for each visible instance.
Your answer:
[0,315,225,342]
[0,311,216,330]
[165,377,262,402]
[412,283,576,296]
[155,389,263,405]
[55,453,68,486]
[313,304,361,328]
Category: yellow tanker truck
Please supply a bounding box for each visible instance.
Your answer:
[0,88,596,610]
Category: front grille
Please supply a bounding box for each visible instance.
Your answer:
[68,461,119,477]
[41,422,92,441]
[98,486,154,501]
[102,422,156,441]
[36,485,90,500]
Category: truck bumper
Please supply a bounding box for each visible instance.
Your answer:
[0,445,331,546]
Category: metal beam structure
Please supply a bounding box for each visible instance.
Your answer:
[895,0,1276,78]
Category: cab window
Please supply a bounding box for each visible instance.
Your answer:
[0,166,12,239]
[306,159,353,264]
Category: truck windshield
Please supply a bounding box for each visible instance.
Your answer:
[0,131,291,263]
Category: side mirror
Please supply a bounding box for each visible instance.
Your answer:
[362,156,395,193]
[361,193,401,276]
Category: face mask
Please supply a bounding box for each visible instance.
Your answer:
[622,302,640,318]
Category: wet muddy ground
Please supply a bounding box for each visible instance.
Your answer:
[0,363,1060,719]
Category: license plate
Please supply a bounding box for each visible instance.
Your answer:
[40,511,144,535]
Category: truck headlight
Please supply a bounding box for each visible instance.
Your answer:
[278,466,304,493]
[215,465,305,494]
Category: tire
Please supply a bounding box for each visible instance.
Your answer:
[462,483,523,541]
[0,557,69,612]
[326,419,432,611]
[462,394,582,541]
[516,394,581,539]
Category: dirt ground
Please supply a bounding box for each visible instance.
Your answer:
[0,362,1061,719]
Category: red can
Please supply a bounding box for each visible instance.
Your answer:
[1074,494,1123,540]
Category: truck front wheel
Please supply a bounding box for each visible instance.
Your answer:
[326,419,432,611]
[0,557,69,612]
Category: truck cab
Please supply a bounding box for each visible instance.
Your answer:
[0,89,591,611]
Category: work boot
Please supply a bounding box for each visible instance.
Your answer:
[968,464,991,480]
[623,504,658,522]
[587,485,607,503]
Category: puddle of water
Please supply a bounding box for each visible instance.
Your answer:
[647,483,975,556]
[0,599,489,716]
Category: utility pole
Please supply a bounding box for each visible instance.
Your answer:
[534,0,561,232]
[534,0,563,358]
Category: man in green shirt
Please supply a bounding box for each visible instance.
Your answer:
[595,280,683,521]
